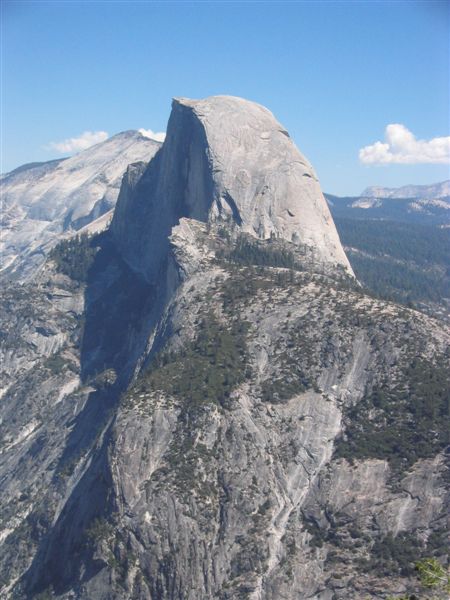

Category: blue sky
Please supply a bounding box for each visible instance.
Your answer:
[2,0,449,195]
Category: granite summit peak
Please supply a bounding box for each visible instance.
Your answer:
[112,94,353,279]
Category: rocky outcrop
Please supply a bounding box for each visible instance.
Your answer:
[1,222,448,600]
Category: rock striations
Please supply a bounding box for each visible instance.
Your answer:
[0,96,448,600]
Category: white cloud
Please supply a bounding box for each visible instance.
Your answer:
[359,124,450,165]
[138,128,166,143]
[48,131,109,153]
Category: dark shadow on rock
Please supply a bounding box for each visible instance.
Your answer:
[19,231,167,598]
[22,428,117,597]
[53,231,157,475]
[79,231,156,383]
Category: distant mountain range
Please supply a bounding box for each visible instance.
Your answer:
[361,180,450,199]
[326,181,449,227]
[324,180,449,319]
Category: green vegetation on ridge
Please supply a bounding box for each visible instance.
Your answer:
[131,314,249,412]
[334,357,450,472]
[49,233,97,282]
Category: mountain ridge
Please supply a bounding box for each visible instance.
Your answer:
[1,130,162,280]
[325,192,449,227]
[3,117,447,282]
[0,96,448,599]
[361,180,450,199]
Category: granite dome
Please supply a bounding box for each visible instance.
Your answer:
[112,95,353,280]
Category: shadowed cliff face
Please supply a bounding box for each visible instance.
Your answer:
[111,102,216,282]
[7,232,161,598]
[111,96,353,282]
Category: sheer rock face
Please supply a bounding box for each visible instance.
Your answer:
[111,96,353,281]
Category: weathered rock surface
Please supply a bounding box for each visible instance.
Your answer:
[1,131,161,280]
[0,97,448,600]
